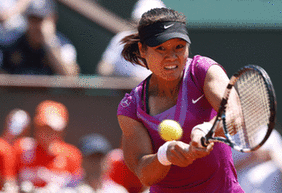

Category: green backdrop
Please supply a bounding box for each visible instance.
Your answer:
[56,0,281,127]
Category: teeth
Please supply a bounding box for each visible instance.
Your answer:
[165,65,177,69]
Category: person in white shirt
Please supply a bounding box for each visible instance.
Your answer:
[74,133,129,193]
[232,128,282,193]
[96,0,166,82]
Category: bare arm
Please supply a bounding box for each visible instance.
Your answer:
[118,115,170,186]
[203,65,229,112]
[190,65,230,147]
[42,18,80,76]
[44,40,80,76]
[118,115,198,186]
[204,65,230,136]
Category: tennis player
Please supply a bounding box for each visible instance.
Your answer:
[117,7,244,192]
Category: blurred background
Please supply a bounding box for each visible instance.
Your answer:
[1,0,281,149]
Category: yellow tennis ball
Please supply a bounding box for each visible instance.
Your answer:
[158,119,183,141]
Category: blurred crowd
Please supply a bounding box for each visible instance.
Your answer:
[0,0,160,192]
[0,99,149,193]
[1,101,281,193]
[0,0,79,75]
[0,0,281,193]
[0,0,162,78]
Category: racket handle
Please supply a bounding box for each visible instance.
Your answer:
[201,136,208,147]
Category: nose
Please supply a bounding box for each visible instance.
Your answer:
[165,50,178,60]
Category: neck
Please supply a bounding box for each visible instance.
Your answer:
[150,75,181,99]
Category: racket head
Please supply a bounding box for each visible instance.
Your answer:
[222,65,276,153]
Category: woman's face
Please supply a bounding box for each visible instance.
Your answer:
[139,38,189,81]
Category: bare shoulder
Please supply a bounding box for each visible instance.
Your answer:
[118,115,150,140]
[207,64,228,79]
[117,115,153,153]
[118,115,139,135]
[204,64,229,111]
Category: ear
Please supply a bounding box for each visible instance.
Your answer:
[138,42,146,58]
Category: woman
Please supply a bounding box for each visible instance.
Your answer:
[117,7,244,192]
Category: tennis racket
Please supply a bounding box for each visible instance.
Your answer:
[201,65,276,153]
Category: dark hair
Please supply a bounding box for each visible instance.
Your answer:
[121,8,187,68]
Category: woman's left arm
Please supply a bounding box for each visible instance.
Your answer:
[190,64,229,153]
[203,64,230,112]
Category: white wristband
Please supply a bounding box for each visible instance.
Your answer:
[157,141,173,166]
[191,122,213,135]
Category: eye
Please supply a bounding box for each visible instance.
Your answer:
[176,44,185,49]
[155,46,165,51]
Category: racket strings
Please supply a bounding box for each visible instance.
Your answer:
[238,73,270,129]
[226,70,270,149]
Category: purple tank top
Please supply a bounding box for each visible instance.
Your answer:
[117,55,244,193]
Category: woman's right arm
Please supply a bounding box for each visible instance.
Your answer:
[118,115,194,186]
[118,115,170,186]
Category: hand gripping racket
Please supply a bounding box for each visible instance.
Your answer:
[201,65,276,152]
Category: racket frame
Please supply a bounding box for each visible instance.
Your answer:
[201,65,276,152]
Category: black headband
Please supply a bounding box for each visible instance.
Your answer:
[139,21,191,47]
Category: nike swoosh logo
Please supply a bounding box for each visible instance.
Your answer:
[164,24,174,29]
[192,94,204,104]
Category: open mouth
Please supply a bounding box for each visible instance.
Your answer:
[164,65,178,70]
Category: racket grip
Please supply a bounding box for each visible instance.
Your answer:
[201,136,208,147]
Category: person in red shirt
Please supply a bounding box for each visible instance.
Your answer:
[0,138,17,192]
[0,108,31,192]
[14,100,83,192]
[105,148,148,193]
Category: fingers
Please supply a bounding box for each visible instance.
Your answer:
[164,128,215,168]
[190,129,214,158]
[166,141,195,167]
[191,129,206,147]
[190,141,214,159]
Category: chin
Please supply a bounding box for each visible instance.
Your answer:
[163,72,183,81]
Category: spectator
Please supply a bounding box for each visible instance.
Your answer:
[75,133,128,193]
[232,129,282,193]
[0,0,32,48]
[105,148,149,193]
[14,100,83,192]
[96,0,166,81]
[0,109,30,192]
[2,108,31,145]
[0,0,80,75]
